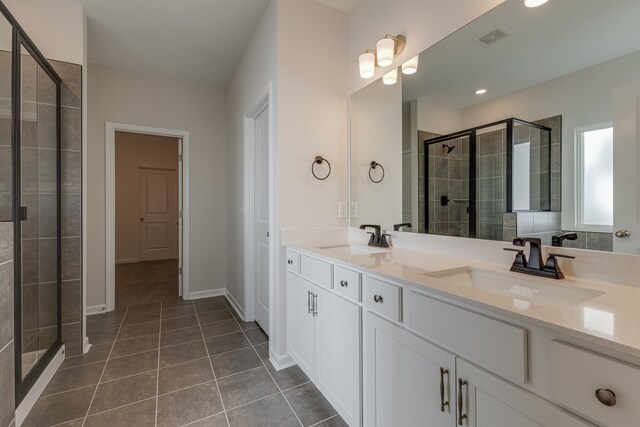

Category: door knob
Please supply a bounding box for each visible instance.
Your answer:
[615,229,630,238]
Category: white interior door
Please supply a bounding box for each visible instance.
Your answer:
[138,167,178,261]
[613,84,640,254]
[254,108,270,334]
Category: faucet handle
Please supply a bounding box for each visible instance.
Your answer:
[504,248,527,268]
[547,253,576,259]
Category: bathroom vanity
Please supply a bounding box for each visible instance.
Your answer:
[284,242,640,427]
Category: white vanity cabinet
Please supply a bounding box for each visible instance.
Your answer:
[364,312,456,427]
[286,254,361,427]
[286,272,317,378]
[456,359,591,427]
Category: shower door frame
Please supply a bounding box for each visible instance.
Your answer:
[423,118,552,239]
[2,0,64,405]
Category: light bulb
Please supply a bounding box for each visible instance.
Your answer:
[524,0,549,8]
[359,52,375,78]
[474,89,487,95]
[383,68,398,85]
[401,55,419,75]
[376,37,395,67]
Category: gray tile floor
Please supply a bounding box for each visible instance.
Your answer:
[23,296,347,427]
[115,260,179,308]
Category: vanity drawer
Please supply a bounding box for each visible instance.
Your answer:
[286,250,301,273]
[406,290,528,384]
[300,254,333,289]
[364,276,402,322]
[550,340,640,427]
[333,265,361,302]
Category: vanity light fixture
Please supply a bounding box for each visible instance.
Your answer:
[524,0,549,7]
[401,55,419,75]
[474,88,488,95]
[376,34,406,67]
[383,68,398,85]
[359,49,376,78]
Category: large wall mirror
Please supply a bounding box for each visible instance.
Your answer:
[350,0,640,255]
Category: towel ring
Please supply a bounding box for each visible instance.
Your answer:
[312,155,331,181]
[369,161,385,183]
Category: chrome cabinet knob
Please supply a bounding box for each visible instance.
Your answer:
[373,295,383,303]
[595,388,616,407]
[287,260,293,265]
[615,229,631,239]
[340,280,348,287]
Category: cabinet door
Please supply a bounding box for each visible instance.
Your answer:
[364,312,456,427]
[315,287,361,427]
[286,272,316,379]
[456,359,592,427]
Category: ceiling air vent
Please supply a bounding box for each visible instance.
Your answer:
[477,27,509,46]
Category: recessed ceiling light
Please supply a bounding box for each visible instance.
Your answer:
[524,0,549,8]
[475,89,487,95]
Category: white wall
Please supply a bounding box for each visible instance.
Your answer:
[348,0,505,94]
[87,64,227,307]
[461,51,640,230]
[225,0,278,321]
[4,0,84,65]
[226,0,348,362]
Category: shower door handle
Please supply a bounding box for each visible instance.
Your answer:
[19,206,28,221]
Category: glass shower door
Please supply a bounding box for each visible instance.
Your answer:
[19,44,60,380]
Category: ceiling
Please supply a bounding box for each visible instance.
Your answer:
[315,0,360,13]
[402,0,640,109]
[72,0,271,87]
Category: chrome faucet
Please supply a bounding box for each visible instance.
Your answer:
[504,237,575,279]
[359,224,390,248]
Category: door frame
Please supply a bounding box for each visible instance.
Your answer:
[243,83,275,336]
[105,122,190,312]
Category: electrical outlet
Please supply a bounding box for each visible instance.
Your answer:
[338,202,348,218]
[350,202,358,218]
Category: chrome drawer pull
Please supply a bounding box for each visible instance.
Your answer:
[595,388,616,407]
[373,295,383,303]
[307,291,313,313]
[288,259,293,265]
[340,280,348,287]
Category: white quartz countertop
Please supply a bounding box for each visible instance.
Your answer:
[287,241,640,359]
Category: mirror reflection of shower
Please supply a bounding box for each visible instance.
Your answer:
[442,143,456,155]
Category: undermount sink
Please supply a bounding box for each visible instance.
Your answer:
[318,244,388,256]
[425,267,604,310]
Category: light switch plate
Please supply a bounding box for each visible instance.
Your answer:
[350,202,358,218]
[338,202,348,218]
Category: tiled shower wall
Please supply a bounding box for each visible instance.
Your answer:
[422,133,470,237]
[53,60,83,356]
[0,223,15,427]
[476,128,506,241]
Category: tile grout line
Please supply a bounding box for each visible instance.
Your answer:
[224,298,305,427]
[80,305,130,427]
[193,300,231,427]
[154,301,163,427]
[309,414,340,426]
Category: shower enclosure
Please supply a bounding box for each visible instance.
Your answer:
[0,2,63,404]
[423,118,552,240]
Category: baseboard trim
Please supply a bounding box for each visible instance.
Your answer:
[115,258,137,264]
[269,350,295,371]
[86,304,107,316]
[83,336,92,355]
[16,345,65,426]
[187,288,226,300]
[225,290,245,321]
